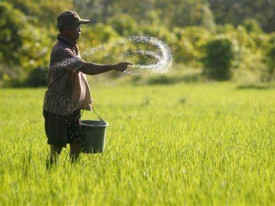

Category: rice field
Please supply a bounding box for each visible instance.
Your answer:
[0,82,274,205]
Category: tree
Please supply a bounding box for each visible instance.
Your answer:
[208,0,275,32]
[0,2,27,66]
[9,0,73,27]
[0,2,52,86]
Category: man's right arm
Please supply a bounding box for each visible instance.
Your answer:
[79,62,132,75]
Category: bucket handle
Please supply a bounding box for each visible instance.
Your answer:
[80,106,104,121]
[92,106,104,120]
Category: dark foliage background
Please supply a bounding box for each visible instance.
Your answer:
[1,0,275,86]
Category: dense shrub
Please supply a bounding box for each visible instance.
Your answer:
[172,27,211,65]
[202,36,236,80]
[265,41,275,81]
[232,53,267,83]
[0,64,26,87]
[243,18,263,34]
[26,67,48,87]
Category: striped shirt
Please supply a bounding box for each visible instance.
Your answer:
[43,35,92,115]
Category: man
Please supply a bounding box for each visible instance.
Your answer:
[43,10,131,165]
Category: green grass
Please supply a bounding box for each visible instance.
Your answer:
[0,82,274,205]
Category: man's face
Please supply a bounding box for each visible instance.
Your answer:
[65,24,81,41]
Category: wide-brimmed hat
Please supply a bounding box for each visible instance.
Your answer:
[57,10,90,27]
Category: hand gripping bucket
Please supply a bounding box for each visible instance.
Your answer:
[81,108,108,154]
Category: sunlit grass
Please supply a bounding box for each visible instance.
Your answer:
[0,82,274,205]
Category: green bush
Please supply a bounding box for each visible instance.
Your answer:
[172,27,211,65]
[26,67,48,87]
[232,52,267,83]
[243,18,263,34]
[202,35,236,80]
[265,42,275,81]
[0,64,26,87]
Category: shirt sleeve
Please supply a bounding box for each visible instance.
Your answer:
[60,48,85,72]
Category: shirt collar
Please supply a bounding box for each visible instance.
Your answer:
[57,34,77,47]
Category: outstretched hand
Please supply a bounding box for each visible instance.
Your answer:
[115,62,133,72]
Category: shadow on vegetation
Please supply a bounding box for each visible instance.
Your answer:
[237,84,275,90]
[145,72,203,85]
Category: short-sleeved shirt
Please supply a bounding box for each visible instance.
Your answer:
[43,35,92,116]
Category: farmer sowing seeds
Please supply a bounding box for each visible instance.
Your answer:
[43,10,132,166]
